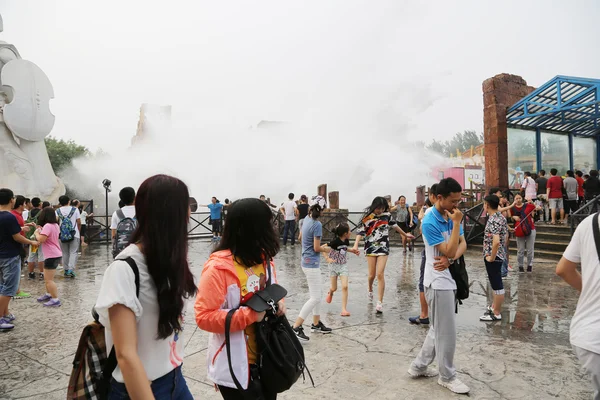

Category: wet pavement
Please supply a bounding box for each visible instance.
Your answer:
[0,241,593,399]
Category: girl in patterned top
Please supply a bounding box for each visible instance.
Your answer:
[352,197,415,314]
[323,223,359,317]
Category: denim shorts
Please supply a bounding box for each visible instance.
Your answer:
[109,365,192,400]
[484,257,505,295]
[0,256,22,297]
[329,263,348,277]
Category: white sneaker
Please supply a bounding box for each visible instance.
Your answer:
[438,377,470,394]
[367,291,374,301]
[407,365,439,378]
[376,301,383,314]
[479,310,501,321]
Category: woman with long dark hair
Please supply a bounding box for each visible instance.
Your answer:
[395,195,415,254]
[95,175,197,399]
[292,204,332,341]
[353,196,414,314]
[195,198,284,400]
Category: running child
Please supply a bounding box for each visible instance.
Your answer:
[34,207,63,307]
[353,196,415,314]
[323,223,359,317]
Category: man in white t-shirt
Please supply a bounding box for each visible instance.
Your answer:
[56,195,81,278]
[111,187,136,240]
[280,193,298,246]
[557,213,600,398]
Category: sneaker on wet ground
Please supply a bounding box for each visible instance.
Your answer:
[367,291,374,301]
[293,326,309,341]
[3,313,15,322]
[37,293,52,302]
[519,266,525,273]
[0,317,15,331]
[508,265,514,272]
[438,377,470,394]
[28,272,36,280]
[408,365,439,378]
[43,298,61,307]
[479,310,501,321]
[56,264,63,270]
[527,265,533,272]
[39,273,44,280]
[409,316,429,325]
[310,321,332,334]
[376,301,384,314]
[14,291,31,299]
[64,270,76,278]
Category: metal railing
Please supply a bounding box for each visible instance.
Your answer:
[570,194,600,234]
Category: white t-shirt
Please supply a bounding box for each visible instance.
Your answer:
[80,211,88,226]
[56,206,81,238]
[563,214,600,354]
[94,244,187,382]
[110,205,136,229]
[282,200,297,221]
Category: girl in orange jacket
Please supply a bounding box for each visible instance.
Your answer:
[195,198,285,400]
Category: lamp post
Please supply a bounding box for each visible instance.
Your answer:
[102,179,111,242]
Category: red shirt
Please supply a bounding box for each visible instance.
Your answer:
[576,176,585,197]
[547,176,564,199]
[10,210,25,236]
[512,203,536,237]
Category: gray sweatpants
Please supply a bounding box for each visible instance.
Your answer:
[411,287,457,381]
[573,345,600,400]
[60,240,79,270]
[516,230,536,269]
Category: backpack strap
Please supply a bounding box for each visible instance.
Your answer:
[225,309,246,392]
[592,213,600,261]
[67,207,76,219]
[99,257,140,390]
[116,209,126,221]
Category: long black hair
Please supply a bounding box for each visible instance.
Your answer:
[37,207,58,226]
[129,174,197,339]
[215,198,280,267]
[362,196,389,220]
[309,204,322,219]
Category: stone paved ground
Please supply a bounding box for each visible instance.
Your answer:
[0,241,593,399]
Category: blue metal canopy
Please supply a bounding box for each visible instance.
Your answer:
[506,75,600,136]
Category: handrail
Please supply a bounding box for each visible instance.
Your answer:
[570,194,600,234]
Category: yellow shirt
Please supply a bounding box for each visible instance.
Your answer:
[233,260,266,364]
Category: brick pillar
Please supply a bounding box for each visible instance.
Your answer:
[328,191,339,210]
[483,74,535,190]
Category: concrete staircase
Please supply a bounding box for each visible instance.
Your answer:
[469,222,572,261]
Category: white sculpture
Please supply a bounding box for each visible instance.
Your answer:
[0,14,64,202]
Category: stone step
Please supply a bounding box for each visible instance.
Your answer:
[529,231,572,243]
[508,238,569,252]
[469,243,563,261]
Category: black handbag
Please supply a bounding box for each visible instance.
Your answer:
[224,259,313,395]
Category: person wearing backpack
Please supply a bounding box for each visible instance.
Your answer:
[408,178,469,395]
[110,187,137,258]
[26,197,45,280]
[556,213,600,399]
[508,194,541,273]
[56,195,81,278]
[195,198,285,400]
[94,175,197,399]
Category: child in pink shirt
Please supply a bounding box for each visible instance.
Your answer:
[34,207,63,307]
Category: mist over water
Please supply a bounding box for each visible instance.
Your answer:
[62,85,444,212]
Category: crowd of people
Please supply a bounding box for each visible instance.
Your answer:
[0,171,598,399]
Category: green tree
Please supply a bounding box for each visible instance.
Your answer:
[45,136,89,172]
[426,130,483,156]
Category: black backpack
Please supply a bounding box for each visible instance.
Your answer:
[224,263,313,395]
[449,255,469,312]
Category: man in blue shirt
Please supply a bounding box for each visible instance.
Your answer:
[408,178,470,395]
[201,197,224,241]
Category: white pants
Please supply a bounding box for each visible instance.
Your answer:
[516,230,536,269]
[573,345,600,400]
[411,288,457,381]
[60,240,79,270]
[298,266,322,320]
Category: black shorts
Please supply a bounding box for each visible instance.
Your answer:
[565,200,578,214]
[484,257,504,294]
[44,257,61,270]
[80,225,87,237]
[212,219,222,234]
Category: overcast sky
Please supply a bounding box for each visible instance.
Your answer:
[1,1,599,152]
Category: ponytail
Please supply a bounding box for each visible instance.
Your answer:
[332,222,350,238]
[310,204,322,219]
